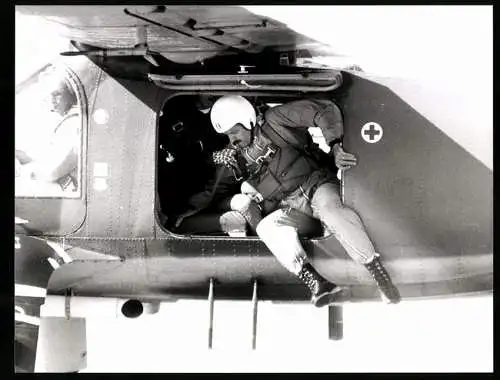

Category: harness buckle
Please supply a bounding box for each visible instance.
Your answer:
[255,145,278,165]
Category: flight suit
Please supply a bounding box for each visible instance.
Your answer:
[237,99,378,274]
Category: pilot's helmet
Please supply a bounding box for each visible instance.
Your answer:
[38,67,77,115]
[50,79,76,102]
[210,95,256,134]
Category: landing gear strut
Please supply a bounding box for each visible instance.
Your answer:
[328,305,343,341]
[207,278,260,350]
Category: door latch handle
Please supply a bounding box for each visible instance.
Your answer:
[240,80,262,89]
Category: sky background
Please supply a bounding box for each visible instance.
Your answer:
[16,6,493,372]
[244,5,493,169]
[80,296,493,372]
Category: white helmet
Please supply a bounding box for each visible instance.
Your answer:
[210,95,256,134]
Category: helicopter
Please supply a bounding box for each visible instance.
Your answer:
[14,5,492,372]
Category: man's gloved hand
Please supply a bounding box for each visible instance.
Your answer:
[212,148,238,168]
[212,148,245,178]
[330,143,357,171]
[241,181,263,203]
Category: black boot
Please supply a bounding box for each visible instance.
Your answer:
[297,263,345,308]
[364,255,401,304]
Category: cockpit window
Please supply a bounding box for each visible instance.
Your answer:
[15,64,83,198]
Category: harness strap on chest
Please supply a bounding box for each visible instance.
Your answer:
[254,143,278,165]
[244,129,280,177]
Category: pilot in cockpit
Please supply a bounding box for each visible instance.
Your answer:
[16,74,80,193]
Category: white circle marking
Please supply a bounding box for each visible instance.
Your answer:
[361,122,383,143]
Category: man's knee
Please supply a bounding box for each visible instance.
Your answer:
[313,197,343,218]
[255,215,271,238]
[311,182,343,212]
[256,211,282,238]
[255,219,264,237]
[230,194,252,213]
[219,211,247,237]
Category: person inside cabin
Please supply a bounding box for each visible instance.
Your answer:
[171,96,267,237]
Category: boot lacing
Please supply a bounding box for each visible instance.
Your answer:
[298,268,319,295]
[365,256,401,304]
[366,257,392,290]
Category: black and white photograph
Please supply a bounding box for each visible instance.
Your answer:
[14,5,493,373]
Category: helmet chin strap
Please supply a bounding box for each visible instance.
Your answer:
[249,121,256,145]
[256,111,265,127]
